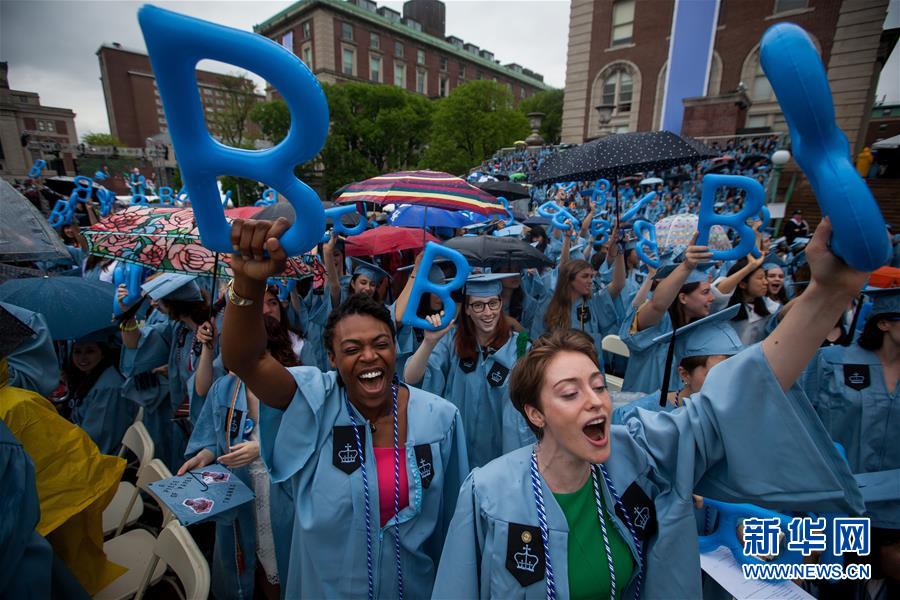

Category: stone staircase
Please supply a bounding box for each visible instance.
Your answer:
[779,169,900,230]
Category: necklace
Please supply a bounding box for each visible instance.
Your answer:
[529,448,644,599]
[345,377,404,600]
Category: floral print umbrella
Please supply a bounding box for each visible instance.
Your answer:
[654,213,731,254]
[84,206,323,283]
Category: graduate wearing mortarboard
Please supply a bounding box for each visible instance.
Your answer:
[433,219,867,600]
[118,273,220,470]
[223,219,469,598]
[404,273,535,469]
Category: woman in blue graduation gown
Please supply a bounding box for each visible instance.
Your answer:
[724,257,781,345]
[433,220,868,599]
[222,218,469,599]
[118,274,218,469]
[403,273,535,469]
[802,287,900,590]
[617,243,715,394]
[391,261,446,376]
[0,301,60,399]
[65,330,137,455]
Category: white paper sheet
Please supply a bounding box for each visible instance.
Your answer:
[700,545,815,600]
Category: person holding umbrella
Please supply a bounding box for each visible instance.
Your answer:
[403,273,535,468]
[221,217,469,599]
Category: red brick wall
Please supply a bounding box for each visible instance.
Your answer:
[682,99,747,138]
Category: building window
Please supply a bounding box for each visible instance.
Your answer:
[370,32,380,50]
[746,114,769,128]
[301,20,312,39]
[342,47,355,76]
[302,44,313,68]
[751,60,773,101]
[459,64,466,79]
[611,0,635,46]
[281,31,294,52]
[341,22,354,41]
[370,56,382,82]
[394,62,406,87]
[204,88,213,95]
[439,75,448,97]
[417,49,425,65]
[416,68,427,94]
[773,0,807,13]
[602,69,633,112]
[440,56,448,71]
[395,41,404,58]
[37,120,55,132]
[520,88,526,99]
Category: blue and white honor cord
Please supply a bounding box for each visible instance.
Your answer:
[530,448,644,600]
[346,377,404,600]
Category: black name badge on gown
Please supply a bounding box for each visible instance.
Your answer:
[227,409,244,446]
[459,357,477,373]
[332,425,366,474]
[577,304,591,324]
[506,523,545,586]
[843,364,870,391]
[616,482,657,543]
[414,444,434,488]
[486,362,510,388]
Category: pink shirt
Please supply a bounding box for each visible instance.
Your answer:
[373,447,409,527]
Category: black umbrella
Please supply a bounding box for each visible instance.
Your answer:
[444,235,553,271]
[530,131,718,185]
[43,176,109,202]
[0,179,70,263]
[476,181,531,200]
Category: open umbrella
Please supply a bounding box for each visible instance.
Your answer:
[476,180,531,200]
[336,170,507,216]
[83,206,321,281]
[654,213,731,252]
[344,226,439,257]
[0,276,115,340]
[639,177,663,187]
[444,235,553,271]
[0,179,70,262]
[531,131,718,185]
[388,204,488,229]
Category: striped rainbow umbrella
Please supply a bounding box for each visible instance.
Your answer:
[335,170,507,216]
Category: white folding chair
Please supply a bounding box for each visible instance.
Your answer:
[134,521,210,600]
[601,334,631,392]
[104,422,155,536]
[95,460,175,600]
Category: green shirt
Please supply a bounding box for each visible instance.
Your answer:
[553,477,635,600]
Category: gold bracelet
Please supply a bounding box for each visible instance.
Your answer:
[227,280,254,306]
[119,319,141,333]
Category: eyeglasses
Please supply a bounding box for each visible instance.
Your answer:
[468,299,501,313]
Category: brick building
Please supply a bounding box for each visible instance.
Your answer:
[96,43,265,149]
[254,0,549,100]
[561,0,894,156]
[0,62,78,179]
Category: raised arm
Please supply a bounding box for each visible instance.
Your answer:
[222,218,297,409]
[321,235,342,309]
[403,314,452,385]
[631,265,657,309]
[635,241,712,331]
[762,219,867,391]
[606,228,626,299]
[394,252,424,326]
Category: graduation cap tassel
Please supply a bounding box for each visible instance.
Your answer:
[844,293,865,346]
[659,332,677,407]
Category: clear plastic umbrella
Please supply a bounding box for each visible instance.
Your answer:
[654,213,730,252]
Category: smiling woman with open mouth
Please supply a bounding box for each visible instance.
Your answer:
[221,217,469,599]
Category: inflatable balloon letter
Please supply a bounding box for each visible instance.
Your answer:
[632,219,660,268]
[697,174,764,261]
[139,5,329,256]
[402,242,471,331]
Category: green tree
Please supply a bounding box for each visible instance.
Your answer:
[518,88,564,145]
[423,80,530,175]
[209,72,263,205]
[250,82,434,197]
[82,132,122,146]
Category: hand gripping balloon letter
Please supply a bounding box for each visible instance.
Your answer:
[28,160,46,179]
[113,263,145,316]
[537,201,579,231]
[591,179,610,210]
[697,174,764,261]
[620,191,656,224]
[590,217,611,244]
[632,220,660,268]
[321,204,367,242]
[760,23,890,271]
[139,5,329,256]
[401,242,471,332]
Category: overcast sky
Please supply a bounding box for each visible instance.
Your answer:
[1,0,897,141]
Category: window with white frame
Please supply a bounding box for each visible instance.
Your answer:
[746,114,769,128]
[459,64,467,79]
[302,20,311,39]
[370,55,382,82]
[341,22,354,41]
[342,47,355,76]
[302,44,313,68]
[602,69,633,112]
[394,62,406,87]
[611,0,635,46]
[751,58,773,101]
[370,32,380,50]
[440,56,448,71]
[395,41,404,58]
[416,68,427,94]
[439,75,448,97]
[417,49,425,65]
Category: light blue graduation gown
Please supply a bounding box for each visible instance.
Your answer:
[390,301,419,377]
[69,366,137,455]
[433,344,864,599]
[802,343,900,528]
[1,302,60,399]
[185,374,292,600]
[612,391,676,425]
[618,306,678,394]
[422,330,535,469]
[531,289,622,368]
[290,287,332,371]
[259,367,469,598]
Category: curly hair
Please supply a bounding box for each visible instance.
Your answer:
[323,293,396,354]
[509,329,600,439]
